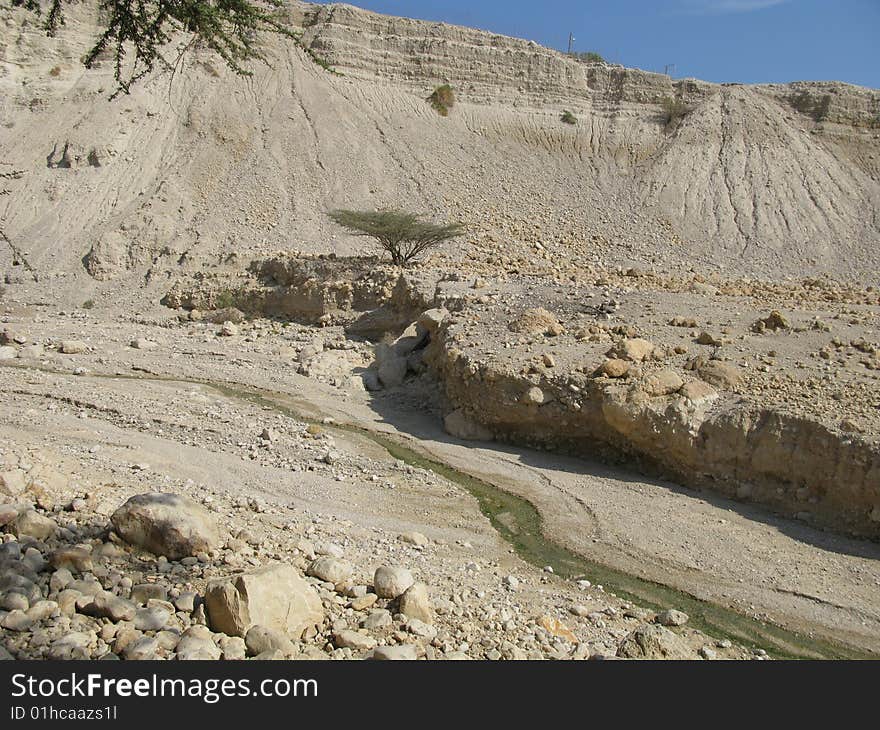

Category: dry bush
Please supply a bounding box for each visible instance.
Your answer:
[427,84,455,116]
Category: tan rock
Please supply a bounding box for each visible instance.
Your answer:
[617,623,692,659]
[0,470,28,497]
[50,547,93,573]
[753,310,790,333]
[608,338,654,362]
[417,308,450,332]
[696,331,723,346]
[369,644,418,660]
[521,386,551,406]
[350,593,378,611]
[399,531,429,546]
[697,361,742,389]
[110,493,222,560]
[538,615,577,643]
[307,557,352,584]
[508,307,563,336]
[333,630,376,651]
[642,369,684,397]
[205,564,323,639]
[0,503,19,527]
[373,566,414,599]
[377,356,408,388]
[11,510,56,540]
[398,583,433,624]
[600,358,631,378]
[245,625,296,657]
[680,380,718,405]
[60,340,87,354]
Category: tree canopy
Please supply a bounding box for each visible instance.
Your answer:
[327,209,465,266]
[11,0,297,96]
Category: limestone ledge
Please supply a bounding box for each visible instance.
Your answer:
[421,311,880,540]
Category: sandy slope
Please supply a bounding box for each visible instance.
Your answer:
[0,1,878,306]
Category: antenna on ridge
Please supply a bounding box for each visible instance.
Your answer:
[568,32,575,55]
[664,63,676,77]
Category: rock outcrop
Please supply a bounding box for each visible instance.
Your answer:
[418,303,880,539]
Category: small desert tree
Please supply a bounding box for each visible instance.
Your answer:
[327,209,465,266]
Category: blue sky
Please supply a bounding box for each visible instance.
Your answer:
[322,1,880,88]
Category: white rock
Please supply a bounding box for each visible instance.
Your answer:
[369,644,418,660]
[333,630,376,651]
[373,566,414,599]
[399,583,433,624]
[307,557,352,584]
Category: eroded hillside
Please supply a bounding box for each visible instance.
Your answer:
[0,1,878,297]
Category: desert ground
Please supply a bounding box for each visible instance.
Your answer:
[0,2,878,660]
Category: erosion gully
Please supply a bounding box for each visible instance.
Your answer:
[7,364,873,659]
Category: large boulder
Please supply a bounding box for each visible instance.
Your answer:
[390,322,429,358]
[616,623,692,660]
[377,357,408,388]
[205,564,323,639]
[110,493,222,560]
[11,510,56,540]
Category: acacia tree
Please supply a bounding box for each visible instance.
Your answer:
[328,209,465,266]
[11,0,297,96]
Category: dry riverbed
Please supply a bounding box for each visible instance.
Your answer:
[1,301,878,659]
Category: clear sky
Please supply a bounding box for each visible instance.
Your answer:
[320,1,880,88]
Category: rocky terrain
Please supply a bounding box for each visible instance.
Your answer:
[1,1,879,660]
[0,315,753,661]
